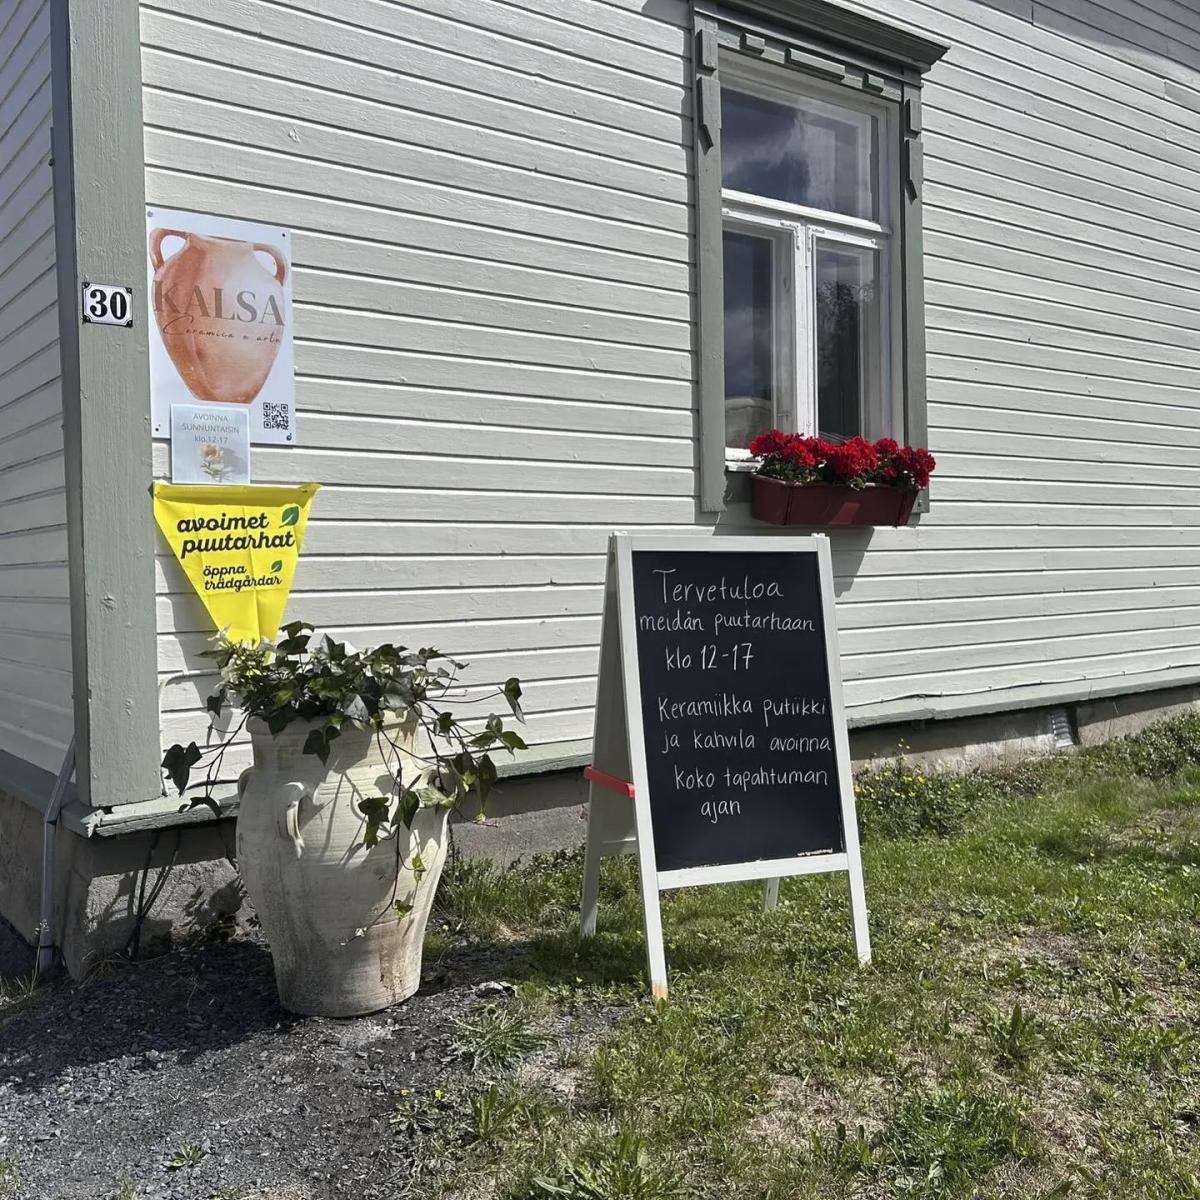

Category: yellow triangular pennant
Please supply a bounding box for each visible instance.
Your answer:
[152,482,320,644]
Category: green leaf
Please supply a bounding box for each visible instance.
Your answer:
[205,688,226,718]
[416,786,452,809]
[503,677,525,722]
[393,901,414,919]
[280,505,301,527]
[498,730,528,752]
[411,851,425,884]
[395,787,420,829]
[269,559,283,572]
[476,753,498,805]
[266,709,291,736]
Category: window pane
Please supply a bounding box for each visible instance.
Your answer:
[723,230,776,449]
[815,243,878,439]
[722,86,875,220]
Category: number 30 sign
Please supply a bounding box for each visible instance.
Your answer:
[81,282,133,327]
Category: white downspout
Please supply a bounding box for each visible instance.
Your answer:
[35,738,77,977]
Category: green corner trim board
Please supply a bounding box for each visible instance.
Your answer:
[50,0,160,809]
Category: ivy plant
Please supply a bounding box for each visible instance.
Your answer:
[161,621,526,850]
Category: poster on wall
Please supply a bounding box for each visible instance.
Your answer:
[147,207,295,445]
[171,404,251,485]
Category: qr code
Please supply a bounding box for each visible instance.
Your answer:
[262,401,290,431]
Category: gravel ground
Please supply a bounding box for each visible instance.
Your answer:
[0,935,517,1200]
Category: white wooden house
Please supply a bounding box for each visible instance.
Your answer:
[2,0,1199,972]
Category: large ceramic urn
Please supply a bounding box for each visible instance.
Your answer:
[236,718,448,1017]
[149,228,287,405]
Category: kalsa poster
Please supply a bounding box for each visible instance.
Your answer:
[147,207,295,445]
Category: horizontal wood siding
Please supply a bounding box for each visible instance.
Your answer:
[140,0,694,776]
[0,0,71,775]
[813,0,1200,718]
[143,0,1200,787]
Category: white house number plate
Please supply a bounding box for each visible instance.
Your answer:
[81,282,133,327]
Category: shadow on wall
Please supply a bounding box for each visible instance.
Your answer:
[640,0,1197,95]
[973,0,1198,84]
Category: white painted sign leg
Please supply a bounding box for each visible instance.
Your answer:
[762,877,780,912]
[640,873,669,1000]
[846,851,872,964]
[580,786,603,939]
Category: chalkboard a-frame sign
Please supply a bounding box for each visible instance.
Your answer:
[581,533,870,998]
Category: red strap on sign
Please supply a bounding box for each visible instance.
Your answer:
[584,766,636,799]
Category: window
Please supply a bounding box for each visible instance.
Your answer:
[691,1,948,511]
[720,66,898,456]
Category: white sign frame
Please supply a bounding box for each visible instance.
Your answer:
[581,532,870,999]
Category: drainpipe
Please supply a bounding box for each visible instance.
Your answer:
[35,738,77,977]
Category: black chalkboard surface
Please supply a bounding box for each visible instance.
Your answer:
[630,548,845,873]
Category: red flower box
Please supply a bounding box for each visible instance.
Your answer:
[750,474,918,527]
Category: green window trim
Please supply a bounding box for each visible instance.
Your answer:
[692,0,948,514]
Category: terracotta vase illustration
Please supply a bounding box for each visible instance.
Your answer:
[149,229,287,404]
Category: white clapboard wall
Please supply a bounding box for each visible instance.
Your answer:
[142,0,1200,787]
[0,0,72,775]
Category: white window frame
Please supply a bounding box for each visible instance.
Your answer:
[720,59,902,462]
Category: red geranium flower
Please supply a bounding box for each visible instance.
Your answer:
[749,428,936,490]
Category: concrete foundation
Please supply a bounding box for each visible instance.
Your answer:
[2,682,1197,977]
[0,788,242,978]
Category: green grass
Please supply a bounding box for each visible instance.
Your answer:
[0,970,42,1026]
[0,1157,18,1200]
[417,716,1200,1198]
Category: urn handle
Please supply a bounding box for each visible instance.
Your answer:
[254,242,288,285]
[148,227,186,271]
[279,781,310,859]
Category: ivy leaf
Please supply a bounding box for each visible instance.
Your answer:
[161,742,202,795]
[498,730,528,752]
[476,753,498,805]
[411,852,425,884]
[205,689,226,718]
[503,677,525,722]
[394,787,420,830]
[394,901,414,920]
